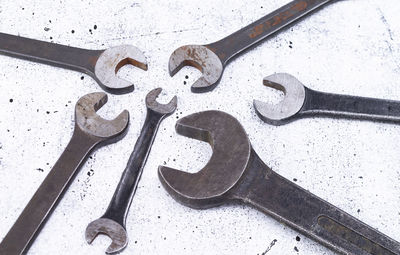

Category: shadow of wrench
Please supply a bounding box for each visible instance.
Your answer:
[0,93,129,255]
[169,0,336,93]
[254,73,400,125]
[158,110,400,254]
[0,32,148,94]
[85,88,177,254]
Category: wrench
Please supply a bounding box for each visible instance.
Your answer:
[158,110,400,255]
[0,32,148,94]
[85,88,177,254]
[254,73,400,125]
[0,93,129,255]
[169,0,335,93]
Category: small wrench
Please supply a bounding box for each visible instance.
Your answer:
[254,73,400,125]
[0,32,148,94]
[169,0,335,93]
[0,93,129,255]
[158,110,400,255]
[85,88,177,254]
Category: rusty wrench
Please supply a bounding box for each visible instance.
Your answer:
[158,110,400,255]
[85,88,177,254]
[254,73,400,125]
[0,93,129,255]
[169,0,335,93]
[0,32,148,94]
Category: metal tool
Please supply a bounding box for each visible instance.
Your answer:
[85,88,177,254]
[0,32,148,94]
[0,93,129,255]
[169,0,335,93]
[158,110,400,255]
[254,73,400,125]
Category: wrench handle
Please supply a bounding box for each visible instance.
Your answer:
[302,88,400,122]
[207,0,333,64]
[0,32,103,74]
[233,151,400,255]
[103,110,163,226]
[0,128,98,255]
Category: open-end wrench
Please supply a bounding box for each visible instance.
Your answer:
[0,93,129,255]
[85,88,177,254]
[254,73,400,125]
[169,0,335,93]
[158,110,400,255]
[0,32,148,94]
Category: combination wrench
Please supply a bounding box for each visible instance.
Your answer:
[254,73,400,125]
[0,93,129,255]
[0,32,148,94]
[169,0,336,93]
[85,88,177,254]
[158,110,400,255]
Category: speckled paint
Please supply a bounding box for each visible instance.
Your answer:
[0,0,399,254]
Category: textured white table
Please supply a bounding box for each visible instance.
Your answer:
[0,0,399,254]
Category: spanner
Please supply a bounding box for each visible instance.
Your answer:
[169,0,335,93]
[0,93,129,255]
[254,73,400,125]
[85,88,177,254]
[158,110,400,255]
[0,32,148,94]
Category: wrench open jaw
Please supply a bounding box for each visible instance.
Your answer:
[75,92,130,139]
[94,45,148,94]
[158,110,251,208]
[253,73,306,125]
[146,87,178,114]
[169,45,223,93]
[158,110,400,254]
[85,218,127,254]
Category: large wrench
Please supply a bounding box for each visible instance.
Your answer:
[158,110,400,255]
[85,88,177,254]
[254,73,400,125]
[0,32,148,94]
[0,93,129,255]
[169,0,335,93]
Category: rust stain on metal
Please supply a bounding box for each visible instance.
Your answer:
[249,1,308,38]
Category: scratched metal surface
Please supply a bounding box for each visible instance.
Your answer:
[0,0,399,254]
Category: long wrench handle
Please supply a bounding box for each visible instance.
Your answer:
[207,0,334,64]
[302,88,400,122]
[234,151,400,255]
[0,32,103,74]
[102,110,163,226]
[0,128,98,255]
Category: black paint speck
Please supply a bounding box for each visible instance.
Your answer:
[357,209,361,213]
[294,246,299,252]
[94,25,97,30]
[9,99,13,103]
[44,27,50,32]
[71,30,75,34]
[36,168,44,172]
[158,216,161,219]
[183,81,187,85]
[50,36,53,40]
[185,75,189,79]
[81,76,84,80]
[293,178,297,182]
[46,111,50,114]
[296,236,301,242]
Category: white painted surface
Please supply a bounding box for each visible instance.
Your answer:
[0,0,399,254]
